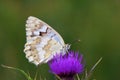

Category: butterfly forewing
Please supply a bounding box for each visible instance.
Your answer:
[24,16,68,65]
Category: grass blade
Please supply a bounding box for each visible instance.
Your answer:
[84,57,102,80]
[1,64,33,80]
[76,74,81,80]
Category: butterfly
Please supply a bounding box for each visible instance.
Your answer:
[24,16,70,66]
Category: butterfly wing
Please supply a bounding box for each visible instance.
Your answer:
[24,16,68,65]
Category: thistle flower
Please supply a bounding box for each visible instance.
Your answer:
[48,51,84,80]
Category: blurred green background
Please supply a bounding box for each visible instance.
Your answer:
[0,0,120,80]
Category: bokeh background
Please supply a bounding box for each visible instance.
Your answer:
[0,0,120,80]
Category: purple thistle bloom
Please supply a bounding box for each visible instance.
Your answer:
[48,51,84,80]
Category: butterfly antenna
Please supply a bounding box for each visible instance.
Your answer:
[71,39,81,45]
[65,39,81,54]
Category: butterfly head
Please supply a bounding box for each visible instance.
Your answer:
[62,44,71,53]
[66,44,71,50]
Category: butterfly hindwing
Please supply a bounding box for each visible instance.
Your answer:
[24,16,68,65]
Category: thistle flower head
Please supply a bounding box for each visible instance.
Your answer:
[48,51,84,80]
